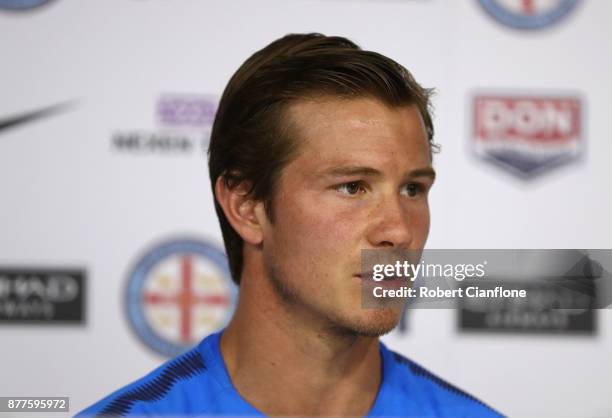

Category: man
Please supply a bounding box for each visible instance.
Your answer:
[78,33,503,417]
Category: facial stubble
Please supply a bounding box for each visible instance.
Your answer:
[267,263,403,338]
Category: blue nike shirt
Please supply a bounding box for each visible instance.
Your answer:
[77,330,504,417]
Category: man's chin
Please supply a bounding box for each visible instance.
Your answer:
[331,307,402,338]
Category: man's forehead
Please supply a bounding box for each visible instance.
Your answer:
[285,97,430,166]
[287,96,421,134]
[286,98,430,157]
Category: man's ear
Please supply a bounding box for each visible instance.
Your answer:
[214,176,266,245]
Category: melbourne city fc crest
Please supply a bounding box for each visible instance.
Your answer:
[0,0,55,10]
[477,0,579,30]
[126,239,237,357]
[473,93,583,178]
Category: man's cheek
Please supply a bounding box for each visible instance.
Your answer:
[310,210,360,244]
[414,208,431,243]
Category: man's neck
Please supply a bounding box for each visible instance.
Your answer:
[220,270,383,417]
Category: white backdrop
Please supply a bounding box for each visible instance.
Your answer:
[1,1,611,417]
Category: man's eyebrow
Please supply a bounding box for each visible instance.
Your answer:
[320,165,436,180]
[408,167,436,180]
[322,166,383,177]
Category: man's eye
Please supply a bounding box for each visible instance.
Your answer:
[402,183,422,197]
[336,181,365,196]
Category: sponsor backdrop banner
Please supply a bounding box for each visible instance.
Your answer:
[1,1,610,417]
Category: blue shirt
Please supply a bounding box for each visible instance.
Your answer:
[77,330,503,417]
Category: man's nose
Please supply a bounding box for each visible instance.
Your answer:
[367,196,413,249]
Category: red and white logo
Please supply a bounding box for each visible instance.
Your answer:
[473,94,583,178]
[477,0,580,30]
[127,239,236,357]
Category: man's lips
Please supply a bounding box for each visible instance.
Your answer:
[355,272,372,280]
[355,273,406,285]
[355,271,399,279]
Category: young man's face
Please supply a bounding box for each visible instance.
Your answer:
[260,96,435,336]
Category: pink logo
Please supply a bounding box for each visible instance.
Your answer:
[473,94,583,178]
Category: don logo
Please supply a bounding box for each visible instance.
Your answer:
[477,0,580,30]
[126,239,236,357]
[473,94,583,178]
[0,0,55,10]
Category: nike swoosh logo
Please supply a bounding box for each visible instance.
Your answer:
[0,100,76,134]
